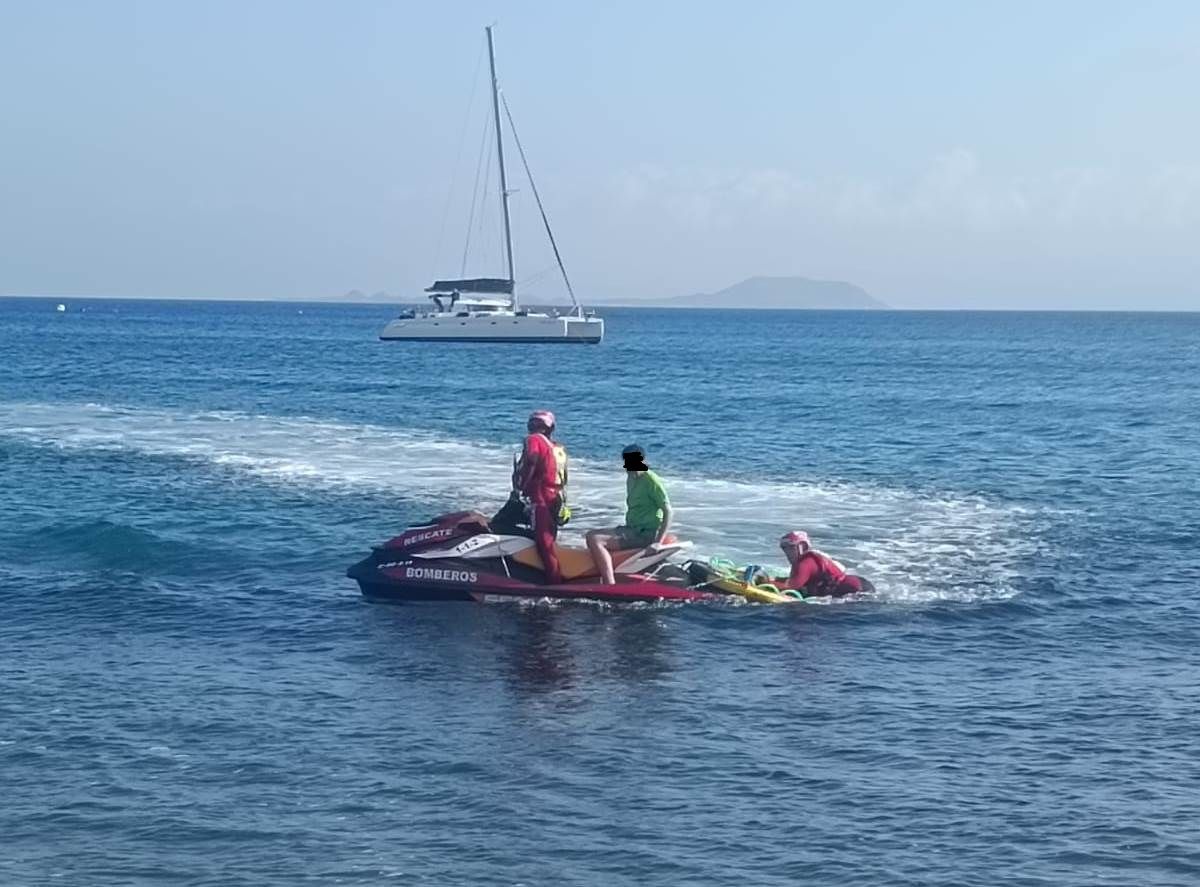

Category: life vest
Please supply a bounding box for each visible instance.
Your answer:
[513,438,571,525]
[552,443,568,490]
[798,549,848,596]
[551,442,570,524]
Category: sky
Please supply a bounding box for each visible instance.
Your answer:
[2,0,1199,309]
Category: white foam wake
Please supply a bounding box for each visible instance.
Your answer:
[1,401,1040,602]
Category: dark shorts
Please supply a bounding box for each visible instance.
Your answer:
[613,526,657,549]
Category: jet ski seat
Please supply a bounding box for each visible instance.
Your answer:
[512,544,644,581]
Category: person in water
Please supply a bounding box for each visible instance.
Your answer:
[513,410,565,584]
[585,444,672,585]
[765,530,875,597]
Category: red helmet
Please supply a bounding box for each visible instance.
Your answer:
[527,410,556,433]
[779,530,810,550]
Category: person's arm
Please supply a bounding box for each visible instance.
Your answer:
[779,557,818,592]
[654,502,672,544]
[515,438,546,494]
[767,567,792,590]
[648,476,672,543]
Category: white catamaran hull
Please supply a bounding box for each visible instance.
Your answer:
[380,313,603,343]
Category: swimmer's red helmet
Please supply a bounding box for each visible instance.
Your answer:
[779,530,810,550]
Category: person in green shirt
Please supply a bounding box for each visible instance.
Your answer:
[585,443,673,584]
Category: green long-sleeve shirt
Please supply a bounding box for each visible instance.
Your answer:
[625,471,669,533]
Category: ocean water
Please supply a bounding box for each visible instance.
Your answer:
[2,297,1199,886]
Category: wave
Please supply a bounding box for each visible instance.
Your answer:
[11,517,212,575]
[0,401,1043,602]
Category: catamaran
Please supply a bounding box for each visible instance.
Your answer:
[380,26,603,344]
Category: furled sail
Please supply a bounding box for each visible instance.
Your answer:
[425,278,514,295]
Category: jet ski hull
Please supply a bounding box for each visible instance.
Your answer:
[348,550,714,604]
[347,511,716,604]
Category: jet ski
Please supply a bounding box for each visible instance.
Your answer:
[348,510,718,604]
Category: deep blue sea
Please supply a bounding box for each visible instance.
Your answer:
[2,297,1199,886]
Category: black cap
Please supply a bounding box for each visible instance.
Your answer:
[621,443,645,457]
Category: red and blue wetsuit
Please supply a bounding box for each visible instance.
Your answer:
[516,432,562,584]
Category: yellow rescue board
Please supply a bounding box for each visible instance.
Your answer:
[710,576,798,604]
[696,560,802,604]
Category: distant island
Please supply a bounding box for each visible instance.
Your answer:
[595,276,886,310]
[340,289,396,303]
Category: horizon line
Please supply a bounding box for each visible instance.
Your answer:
[3,293,1199,314]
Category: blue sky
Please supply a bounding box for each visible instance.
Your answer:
[2,1,1198,308]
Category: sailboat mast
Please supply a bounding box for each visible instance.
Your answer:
[486,25,517,308]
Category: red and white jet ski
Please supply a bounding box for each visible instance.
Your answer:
[347,511,716,604]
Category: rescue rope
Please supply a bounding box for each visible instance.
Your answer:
[435,36,486,281]
[500,93,580,314]
[461,117,491,277]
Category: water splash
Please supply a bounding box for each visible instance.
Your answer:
[0,401,1041,602]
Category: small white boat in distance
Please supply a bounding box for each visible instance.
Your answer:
[56,303,66,312]
[379,26,603,345]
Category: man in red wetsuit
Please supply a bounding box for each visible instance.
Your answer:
[773,530,874,597]
[515,410,563,584]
